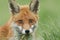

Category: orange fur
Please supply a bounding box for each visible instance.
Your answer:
[0,6,38,40]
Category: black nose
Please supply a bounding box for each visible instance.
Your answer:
[25,30,29,34]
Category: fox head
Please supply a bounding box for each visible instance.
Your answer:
[9,0,39,34]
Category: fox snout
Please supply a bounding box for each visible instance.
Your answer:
[11,22,36,34]
[22,29,31,34]
[20,25,35,34]
[25,30,29,34]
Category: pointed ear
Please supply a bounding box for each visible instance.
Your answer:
[29,0,39,13]
[8,0,20,14]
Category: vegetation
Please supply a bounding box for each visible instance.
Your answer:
[0,0,60,40]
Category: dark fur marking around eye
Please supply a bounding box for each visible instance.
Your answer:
[18,20,23,24]
[29,19,33,23]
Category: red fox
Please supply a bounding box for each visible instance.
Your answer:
[0,0,39,40]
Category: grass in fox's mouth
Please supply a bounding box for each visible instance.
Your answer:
[20,34,32,40]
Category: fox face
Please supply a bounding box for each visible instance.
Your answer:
[9,0,39,34]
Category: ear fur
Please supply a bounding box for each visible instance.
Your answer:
[9,0,20,14]
[29,0,39,13]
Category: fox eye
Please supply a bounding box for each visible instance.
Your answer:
[29,19,33,23]
[18,20,23,24]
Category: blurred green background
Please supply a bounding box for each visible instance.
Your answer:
[0,0,60,40]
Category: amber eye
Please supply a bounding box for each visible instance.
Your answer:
[18,20,23,24]
[29,19,33,23]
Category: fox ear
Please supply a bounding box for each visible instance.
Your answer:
[29,0,39,13]
[8,0,20,14]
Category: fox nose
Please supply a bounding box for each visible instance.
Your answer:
[25,30,29,34]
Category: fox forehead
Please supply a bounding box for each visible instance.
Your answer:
[13,6,38,21]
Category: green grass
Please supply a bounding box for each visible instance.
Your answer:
[0,0,60,40]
